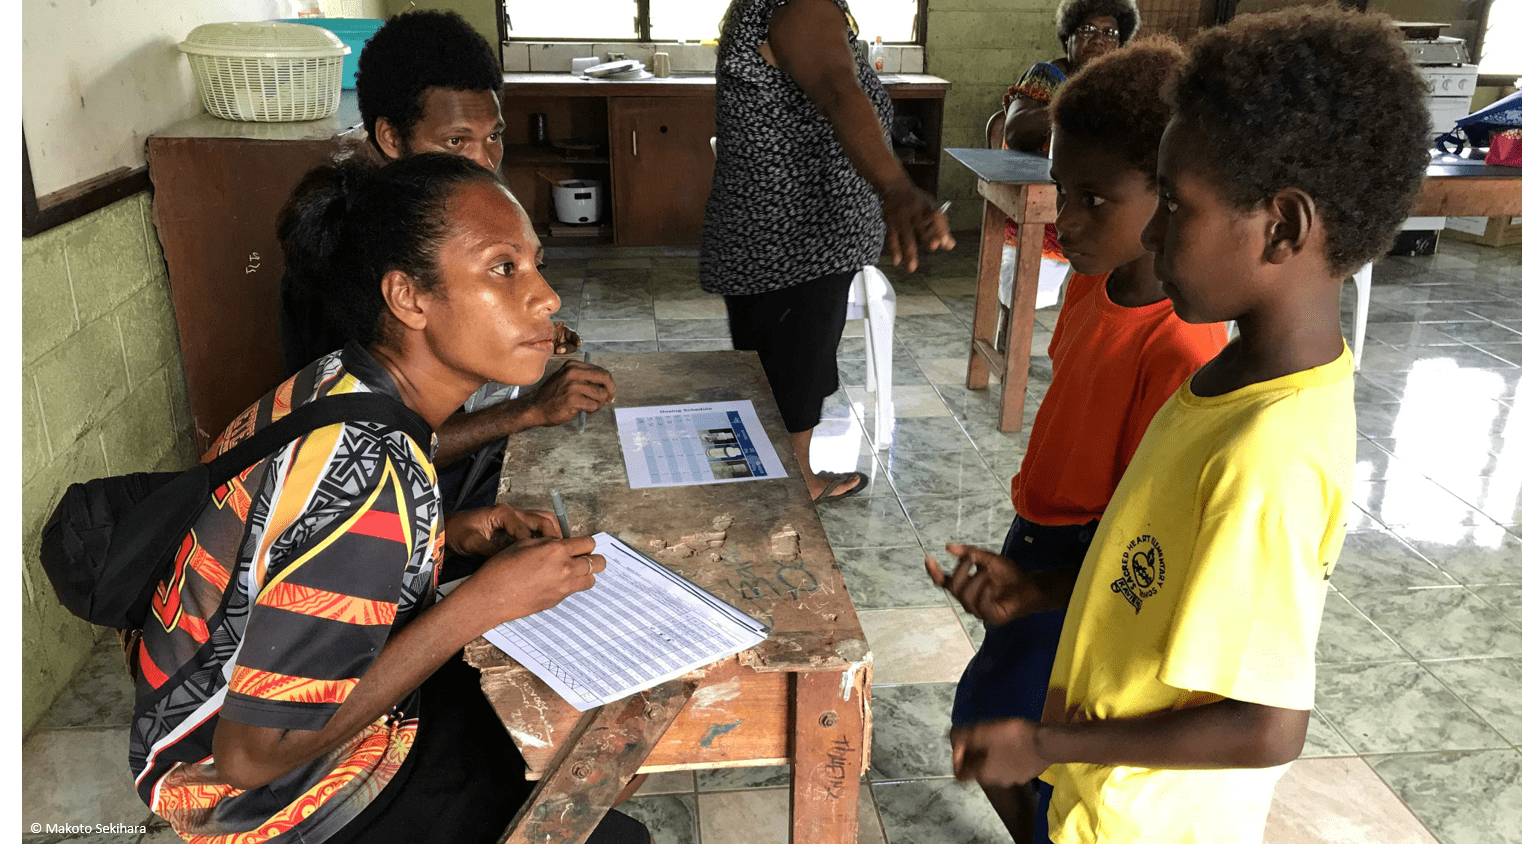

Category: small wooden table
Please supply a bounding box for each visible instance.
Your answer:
[465,351,872,843]
[946,148,1057,433]
[946,146,1522,434]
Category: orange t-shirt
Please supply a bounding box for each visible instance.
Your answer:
[1012,272,1228,525]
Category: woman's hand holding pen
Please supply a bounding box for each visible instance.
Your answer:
[449,536,606,632]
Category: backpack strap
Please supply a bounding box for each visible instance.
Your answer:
[203,393,434,488]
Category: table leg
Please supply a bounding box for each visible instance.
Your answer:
[966,196,1006,391]
[499,677,698,844]
[789,664,871,843]
[999,209,1043,432]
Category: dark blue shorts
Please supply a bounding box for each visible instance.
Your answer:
[951,514,1096,843]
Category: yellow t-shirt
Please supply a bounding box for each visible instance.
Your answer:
[1039,345,1355,844]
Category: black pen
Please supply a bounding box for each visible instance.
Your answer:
[550,489,572,538]
[577,351,590,434]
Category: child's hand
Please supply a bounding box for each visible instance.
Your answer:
[951,718,1050,787]
[925,543,1046,625]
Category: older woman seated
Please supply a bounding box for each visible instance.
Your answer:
[1004,0,1141,153]
[995,0,1141,326]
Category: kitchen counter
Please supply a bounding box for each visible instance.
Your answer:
[501,71,950,97]
[153,90,363,141]
[497,71,948,245]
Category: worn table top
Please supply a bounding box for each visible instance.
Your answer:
[470,350,868,678]
[1428,150,1522,179]
[151,90,362,142]
[945,147,1051,184]
[949,146,1522,186]
[500,71,950,97]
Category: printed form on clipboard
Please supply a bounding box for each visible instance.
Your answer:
[614,400,788,489]
[481,532,770,712]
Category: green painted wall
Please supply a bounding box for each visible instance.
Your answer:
[21,193,197,733]
[384,0,499,44]
[927,0,1061,231]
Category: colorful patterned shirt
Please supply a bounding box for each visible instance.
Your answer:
[1003,61,1067,259]
[701,0,895,296]
[129,344,444,843]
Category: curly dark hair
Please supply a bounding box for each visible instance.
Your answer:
[1050,36,1185,182]
[279,153,502,347]
[356,10,502,152]
[1056,0,1140,45]
[1170,6,1431,275]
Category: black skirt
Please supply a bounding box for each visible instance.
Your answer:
[724,270,856,434]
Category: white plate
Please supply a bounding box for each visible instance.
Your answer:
[582,58,643,78]
[605,68,655,81]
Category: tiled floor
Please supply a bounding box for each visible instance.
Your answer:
[22,239,1522,843]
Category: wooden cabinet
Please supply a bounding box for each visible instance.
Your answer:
[147,96,361,452]
[882,79,947,196]
[609,97,716,246]
[499,73,950,248]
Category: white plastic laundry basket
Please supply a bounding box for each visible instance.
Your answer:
[179,22,349,122]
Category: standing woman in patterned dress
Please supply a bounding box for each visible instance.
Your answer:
[702,0,954,502]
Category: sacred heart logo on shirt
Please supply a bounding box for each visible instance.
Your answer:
[1111,534,1166,613]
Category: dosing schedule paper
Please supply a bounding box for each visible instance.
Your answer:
[614,400,788,489]
[482,532,770,712]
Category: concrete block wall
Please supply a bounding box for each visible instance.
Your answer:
[21,192,197,732]
[927,0,1062,232]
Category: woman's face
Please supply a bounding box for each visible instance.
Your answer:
[1066,14,1121,70]
[417,181,561,388]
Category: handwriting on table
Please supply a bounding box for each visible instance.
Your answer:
[726,561,821,603]
[824,735,857,798]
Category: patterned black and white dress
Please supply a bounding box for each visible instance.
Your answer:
[700,0,894,296]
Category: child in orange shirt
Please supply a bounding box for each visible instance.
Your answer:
[928,37,1227,842]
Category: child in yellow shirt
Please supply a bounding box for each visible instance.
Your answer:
[935,6,1432,842]
[931,36,1226,842]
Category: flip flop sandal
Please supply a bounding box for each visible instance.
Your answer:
[813,470,869,503]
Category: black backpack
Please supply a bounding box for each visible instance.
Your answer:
[39,393,433,632]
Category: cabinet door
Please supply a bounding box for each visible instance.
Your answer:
[609,97,716,247]
[148,137,336,451]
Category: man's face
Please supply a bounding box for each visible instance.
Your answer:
[385,87,505,172]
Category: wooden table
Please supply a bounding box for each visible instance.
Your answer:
[946,146,1522,434]
[945,148,1057,433]
[465,351,873,843]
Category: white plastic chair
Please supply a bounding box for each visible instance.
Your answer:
[1349,262,1371,371]
[846,266,896,450]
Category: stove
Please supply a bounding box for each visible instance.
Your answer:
[1395,23,1480,253]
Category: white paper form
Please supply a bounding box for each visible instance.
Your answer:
[482,532,769,712]
[614,400,788,489]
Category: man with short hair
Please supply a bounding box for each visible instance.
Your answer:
[279,10,614,513]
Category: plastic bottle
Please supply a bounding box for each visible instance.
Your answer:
[870,35,885,72]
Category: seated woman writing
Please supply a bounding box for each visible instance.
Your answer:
[127,154,647,843]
